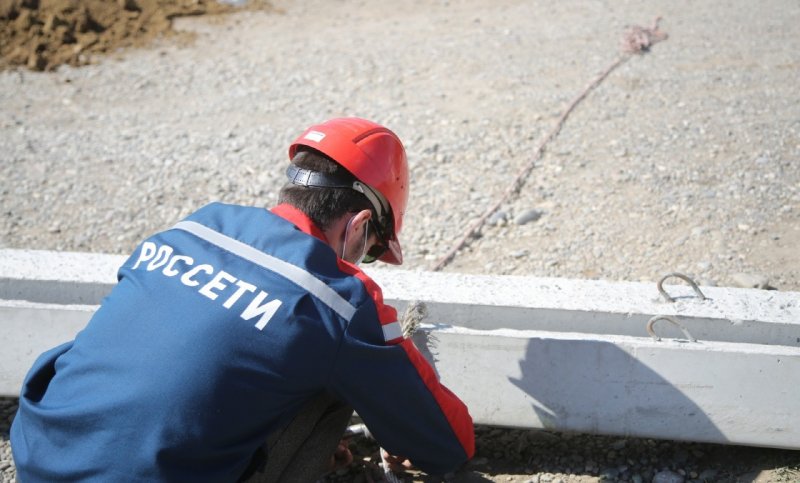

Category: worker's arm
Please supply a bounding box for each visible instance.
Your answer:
[329,303,475,475]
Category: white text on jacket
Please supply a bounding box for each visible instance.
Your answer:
[132,241,282,330]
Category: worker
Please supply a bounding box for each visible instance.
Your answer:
[10,117,475,482]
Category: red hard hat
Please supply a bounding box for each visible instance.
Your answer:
[289,117,409,265]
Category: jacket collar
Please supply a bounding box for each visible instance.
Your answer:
[270,204,329,244]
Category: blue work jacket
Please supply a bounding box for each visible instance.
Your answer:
[11,202,474,482]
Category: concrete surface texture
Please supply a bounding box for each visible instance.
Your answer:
[1,0,799,481]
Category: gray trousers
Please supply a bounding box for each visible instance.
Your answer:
[240,392,354,483]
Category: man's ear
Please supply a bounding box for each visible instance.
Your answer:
[351,209,372,232]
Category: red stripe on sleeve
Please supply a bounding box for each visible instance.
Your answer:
[337,261,399,329]
[399,338,475,459]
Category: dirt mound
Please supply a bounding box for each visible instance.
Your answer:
[0,0,261,71]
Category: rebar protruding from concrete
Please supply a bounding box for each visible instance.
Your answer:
[657,272,707,303]
[400,300,428,338]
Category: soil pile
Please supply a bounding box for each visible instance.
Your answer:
[0,0,257,71]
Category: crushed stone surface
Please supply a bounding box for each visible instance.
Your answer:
[1,0,799,481]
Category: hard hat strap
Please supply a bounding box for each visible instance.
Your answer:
[286,165,392,234]
[352,181,389,225]
[286,164,354,190]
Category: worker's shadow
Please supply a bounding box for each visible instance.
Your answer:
[508,338,725,444]
[412,327,723,443]
[412,328,726,480]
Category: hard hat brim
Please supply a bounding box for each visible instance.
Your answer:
[380,238,403,265]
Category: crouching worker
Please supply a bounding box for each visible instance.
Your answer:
[10,118,474,482]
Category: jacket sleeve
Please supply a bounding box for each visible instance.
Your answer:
[329,302,475,475]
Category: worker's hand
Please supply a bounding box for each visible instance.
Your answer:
[380,449,414,472]
[328,439,353,472]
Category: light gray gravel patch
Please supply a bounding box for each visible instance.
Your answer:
[1,0,799,481]
[0,398,17,483]
[2,0,798,291]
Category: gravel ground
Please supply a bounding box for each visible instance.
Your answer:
[1,0,799,481]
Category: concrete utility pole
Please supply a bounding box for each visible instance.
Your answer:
[2,249,799,449]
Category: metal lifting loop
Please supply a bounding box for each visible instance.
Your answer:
[657,272,707,303]
[646,315,698,342]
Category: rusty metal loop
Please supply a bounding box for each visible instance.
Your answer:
[646,315,698,342]
[657,272,707,303]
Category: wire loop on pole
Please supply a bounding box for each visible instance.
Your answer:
[646,315,698,342]
[657,272,707,303]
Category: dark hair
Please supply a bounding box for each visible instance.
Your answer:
[278,148,372,231]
